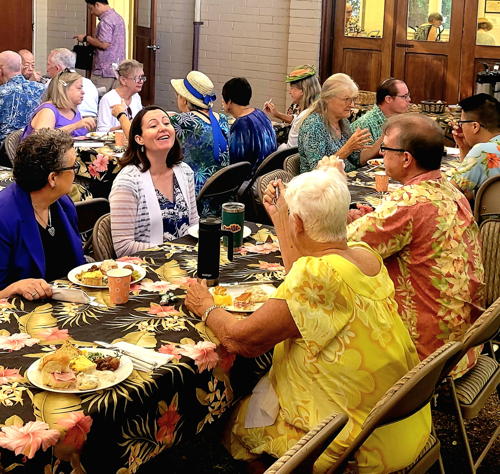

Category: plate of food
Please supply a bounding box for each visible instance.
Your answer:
[367,158,384,168]
[26,341,133,393]
[86,131,115,141]
[68,260,146,288]
[188,224,252,240]
[209,284,276,312]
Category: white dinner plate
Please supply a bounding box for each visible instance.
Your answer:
[68,261,146,289]
[367,158,384,168]
[187,224,252,240]
[26,348,133,394]
[209,284,276,313]
[86,132,115,141]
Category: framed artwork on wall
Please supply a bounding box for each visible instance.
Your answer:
[485,1,500,13]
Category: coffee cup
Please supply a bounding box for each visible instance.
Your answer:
[374,172,389,192]
[115,130,126,147]
[107,268,132,305]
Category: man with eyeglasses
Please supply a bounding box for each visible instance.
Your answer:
[347,113,484,378]
[351,78,411,145]
[451,93,500,199]
[74,0,125,93]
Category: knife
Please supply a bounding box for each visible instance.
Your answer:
[93,340,158,369]
[218,280,282,287]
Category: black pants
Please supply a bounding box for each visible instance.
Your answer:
[0,141,12,168]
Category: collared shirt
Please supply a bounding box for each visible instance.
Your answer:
[93,8,126,78]
[0,75,44,142]
[452,134,500,194]
[347,170,485,377]
[351,104,386,144]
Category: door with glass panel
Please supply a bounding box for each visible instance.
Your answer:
[393,0,465,103]
[332,0,395,92]
[134,0,158,105]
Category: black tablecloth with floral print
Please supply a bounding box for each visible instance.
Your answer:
[0,224,284,473]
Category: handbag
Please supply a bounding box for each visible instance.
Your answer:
[73,41,94,71]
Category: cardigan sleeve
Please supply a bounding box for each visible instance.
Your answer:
[174,163,199,226]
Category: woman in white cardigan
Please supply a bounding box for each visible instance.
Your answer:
[109,105,199,257]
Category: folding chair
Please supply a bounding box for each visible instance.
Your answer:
[479,219,500,308]
[283,153,300,177]
[265,413,349,474]
[4,129,23,166]
[327,341,464,473]
[473,175,500,224]
[441,297,500,473]
[253,169,294,225]
[92,213,116,261]
[75,198,110,255]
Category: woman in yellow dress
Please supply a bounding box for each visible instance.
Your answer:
[185,162,431,473]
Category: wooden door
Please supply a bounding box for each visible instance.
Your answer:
[134,0,158,105]
[0,0,32,52]
[332,0,396,91]
[393,0,465,104]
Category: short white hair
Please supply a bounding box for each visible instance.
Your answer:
[285,168,350,242]
[49,48,76,69]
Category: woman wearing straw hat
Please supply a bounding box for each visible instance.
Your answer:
[477,17,495,46]
[170,71,230,199]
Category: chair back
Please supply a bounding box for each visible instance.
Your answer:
[283,153,300,177]
[479,219,500,307]
[254,147,298,179]
[462,296,500,353]
[92,213,116,261]
[253,169,294,225]
[4,129,23,166]
[265,413,348,474]
[197,161,251,204]
[474,175,500,224]
[328,341,464,473]
[75,198,110,253]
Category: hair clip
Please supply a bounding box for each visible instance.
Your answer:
[59,80,68,87]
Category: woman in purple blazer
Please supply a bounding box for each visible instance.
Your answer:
[0,129,85,299]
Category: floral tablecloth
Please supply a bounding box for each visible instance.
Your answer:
[0,166,14,192]
[0,224,282,473]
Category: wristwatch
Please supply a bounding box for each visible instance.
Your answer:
[116,111,127,121]
[202,304,221,322]
[83,35,88,43]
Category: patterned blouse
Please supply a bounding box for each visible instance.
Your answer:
[452,134,500,194]
[170,112,230,195]
[351,105,386,144]
[347,170,485,377]
[298,113,361,173]
[156,176,190,242]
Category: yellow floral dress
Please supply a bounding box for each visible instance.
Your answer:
[225,243,431,473]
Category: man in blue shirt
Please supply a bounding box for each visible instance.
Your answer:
[0,50,45,144]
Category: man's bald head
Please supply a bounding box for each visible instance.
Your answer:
[0,51,22,83]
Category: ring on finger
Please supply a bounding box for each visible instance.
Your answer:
[31,291,38,298]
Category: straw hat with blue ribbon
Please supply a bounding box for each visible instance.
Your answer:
[170,71,227,162]
[171,71,216,109]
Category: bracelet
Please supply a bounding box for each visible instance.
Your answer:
[202,304,221,323]
[116,111,127,121]
[83,35,88,43]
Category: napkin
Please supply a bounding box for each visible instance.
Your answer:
[244,374,280,428]
[114,341,174,367]
[51,288,91,304]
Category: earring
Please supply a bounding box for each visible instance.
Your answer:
[141,145,144,153]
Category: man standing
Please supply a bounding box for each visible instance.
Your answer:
[74,0,125,92]
[451,93,500,199]
[351,78,411,144]
[46,48,99,118]
[347,114,484,377]
[18,49,42,82]
[0,50,44,144]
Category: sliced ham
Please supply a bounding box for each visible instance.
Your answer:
[52,371,76,382]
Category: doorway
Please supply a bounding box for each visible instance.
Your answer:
[0,0,33,52]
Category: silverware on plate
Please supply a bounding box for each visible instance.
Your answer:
[218,280,281,287]
[93,340,158,369]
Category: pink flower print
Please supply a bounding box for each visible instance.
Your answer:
[0,333,39,351]
[0,367,23,385]
[179,341,219,373]
[257,260,285,271]
[57,411,93,450]
[91,154,109,172]
[148,303,180,317]
[216,346,236,373]
[116,256,145,264]
[158,344,182,361]
[88,164,99,178]
[140,280,179,293]
[0,421,60,459]
[155,399,181,445]
[36,327,70,342]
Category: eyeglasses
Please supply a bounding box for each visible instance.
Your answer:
[336,96,357,104]
[129,75,147,83]
[457,119,482,127]
[394,94,411,100]
[55,162,81,174]
[380,145,406,154]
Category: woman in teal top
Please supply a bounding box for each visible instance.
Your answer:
[298,73,379,173]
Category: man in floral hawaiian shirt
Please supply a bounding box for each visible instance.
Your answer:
[451,93,500,199]
[348,113,484,377]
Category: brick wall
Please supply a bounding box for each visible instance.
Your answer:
[46,0,86,57]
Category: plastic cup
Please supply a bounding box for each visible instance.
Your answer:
[222,202,245,248]
[107,268,132,305]
[115,130,126,147]
[374,172,389,192]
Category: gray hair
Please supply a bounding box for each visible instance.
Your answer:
[285,167,350,242]
[49,48,77,69]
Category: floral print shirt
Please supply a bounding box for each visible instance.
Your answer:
[347,170,485,377]
[452,134,500,194]
[156,175,190,242]
[298,113,361,173]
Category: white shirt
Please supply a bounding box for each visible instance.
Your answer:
[44,77,99,117]
[277,109,307,151]
[97,89,143,132]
